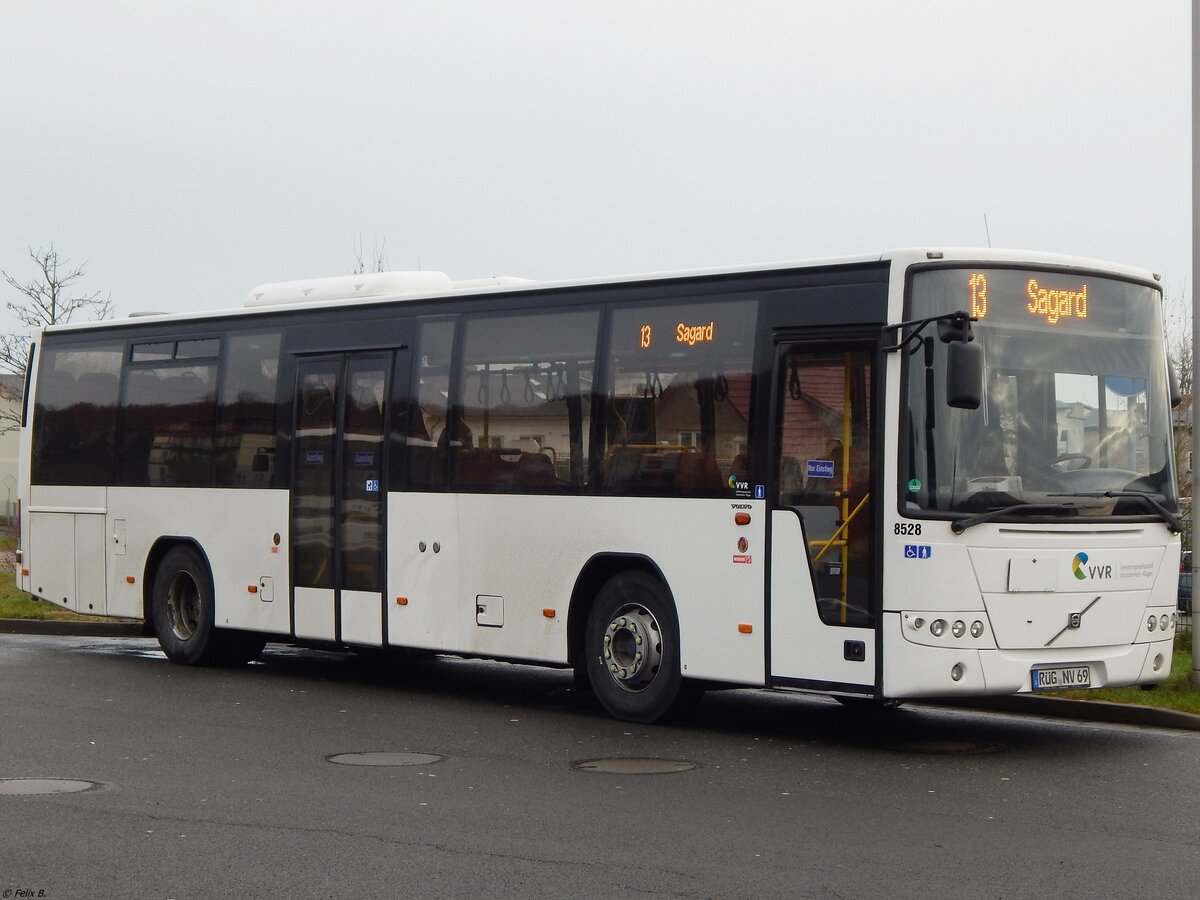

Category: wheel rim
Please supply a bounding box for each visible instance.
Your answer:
[601,603,663,692]
[165,571,201,641]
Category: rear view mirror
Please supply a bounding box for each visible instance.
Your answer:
[1168,356,1182,408]
[946,341,984,409]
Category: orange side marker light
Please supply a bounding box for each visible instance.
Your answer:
[734,513,751,526]
[396,596,408,606]
[542,608,556,619]
[125,576,136,584]
[738,624,753,634]
[247,584,258,594]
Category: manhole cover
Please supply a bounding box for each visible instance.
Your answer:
[572,757,698,775]
[884,740,1004,755]
[0,778,102,796]
[326,752,444,767]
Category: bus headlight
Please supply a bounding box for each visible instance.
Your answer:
[1147,615,1157,632]
[951,620,966,638]
[970,620,985,638]
[1160,615,1169,632]
[929,619,947,637]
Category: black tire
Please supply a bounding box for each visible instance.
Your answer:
[151,545,223,666]
[584,571,690,723]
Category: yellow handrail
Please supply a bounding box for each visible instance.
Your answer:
[811,493,870,565]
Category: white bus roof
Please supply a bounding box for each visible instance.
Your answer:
[47,247,1161,333]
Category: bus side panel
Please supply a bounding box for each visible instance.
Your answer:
[388,493,767,686]
[27,511,77,610]
[26,485,107,614]
[105,486,292,633]
[385,492,462,651]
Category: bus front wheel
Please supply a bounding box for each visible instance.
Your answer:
[584,572,688,723]
[151,545,222,666]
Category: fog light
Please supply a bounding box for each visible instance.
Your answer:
[952,620,966,638]
[912,617,925,630]
[1153,653,1165,671]
[970,620,985,638]
[930,619,947,637]
[1160,615,1169,632]
[1147,615,1157,632]
[951,663,965,682]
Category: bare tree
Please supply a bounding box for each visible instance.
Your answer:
[1163,284,1192,397]
[1162,286,1193,507]
[0,245,113,432]
[351,233,390,274]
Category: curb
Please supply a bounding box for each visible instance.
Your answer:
[0,618,145,638]
[2,619,1198,731]
[922,694,1200,732]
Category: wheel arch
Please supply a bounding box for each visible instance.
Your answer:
[566,553,673,668]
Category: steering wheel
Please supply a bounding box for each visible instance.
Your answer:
[1049,453,1092,472]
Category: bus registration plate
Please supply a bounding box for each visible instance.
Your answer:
[1031,665,1091,691]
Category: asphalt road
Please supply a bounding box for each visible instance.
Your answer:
[1,634,1198,899]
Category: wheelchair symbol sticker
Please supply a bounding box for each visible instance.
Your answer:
[904,545,932,559]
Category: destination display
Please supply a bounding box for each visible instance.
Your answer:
[911,266,1159,336]
[616,299,758,358]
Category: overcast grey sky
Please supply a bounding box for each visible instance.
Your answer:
[0,0,1191,330]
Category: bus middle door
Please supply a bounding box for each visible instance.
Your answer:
[291,353,392,646]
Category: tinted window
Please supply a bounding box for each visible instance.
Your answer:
[31,342,123,484]
[120,363,218,486]
[215,331,281,487]
[408,320,454,488]
[602,300,757,496]
[454,309,597,491]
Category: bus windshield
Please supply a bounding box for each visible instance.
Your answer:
[901,266,1178,522]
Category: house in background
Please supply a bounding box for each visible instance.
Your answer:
[0,373,21,523]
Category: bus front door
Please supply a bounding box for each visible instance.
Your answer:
[769,342,877,691]
[291,354,392,646]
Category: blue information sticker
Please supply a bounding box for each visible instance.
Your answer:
[806,459,835,479]
[304,450,325,466]
[904,545,932,559]
[365,479,380,493]
[354,451,375,467]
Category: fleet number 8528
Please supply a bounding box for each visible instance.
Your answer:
[894,523,922,536]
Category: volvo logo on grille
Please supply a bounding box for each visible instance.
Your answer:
[1046,596,1101,646]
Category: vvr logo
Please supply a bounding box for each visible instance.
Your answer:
[1072,552,1112,581]
[727,474,749,491]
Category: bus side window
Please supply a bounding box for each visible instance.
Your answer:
[451,309,597,492]
[601,303,756,497]
[409,320,455,489]
[215,331,281,488]
[31,343,123,486]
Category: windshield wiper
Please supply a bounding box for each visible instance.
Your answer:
[951,502,1081,535]
[1048,491,1184,534]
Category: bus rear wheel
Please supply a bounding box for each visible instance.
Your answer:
[584,572,688,723]
[151,545,223,666]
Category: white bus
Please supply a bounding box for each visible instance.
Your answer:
[15,249,1183,721]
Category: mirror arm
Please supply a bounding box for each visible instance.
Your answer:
[883,310,976,353]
